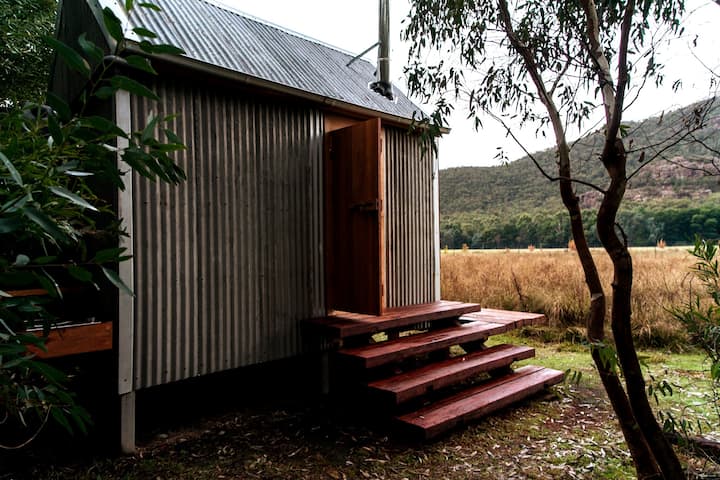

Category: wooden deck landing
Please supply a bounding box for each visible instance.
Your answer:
[308,300,481,338]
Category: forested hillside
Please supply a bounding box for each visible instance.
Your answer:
[440,100,720,248]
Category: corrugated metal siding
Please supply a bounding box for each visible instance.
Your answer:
[128,0,422,120]
[130,80,324,389]
[385,127,437,307]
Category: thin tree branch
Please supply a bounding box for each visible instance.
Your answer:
[627,100,715,180]
[488,111,607,193]
[0,408,50,450]
[606,0,633,145]
[579,0,616,123]
[549,57,573,97]
[665,155,720,176]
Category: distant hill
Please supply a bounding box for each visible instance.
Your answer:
[439,100,720,248]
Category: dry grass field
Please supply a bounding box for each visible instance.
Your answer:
[441,247,696,348]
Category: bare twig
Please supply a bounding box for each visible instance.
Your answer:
[488,111,607,193]
[0,408,51,450]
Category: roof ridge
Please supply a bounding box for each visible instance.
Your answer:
[201,0,377,68]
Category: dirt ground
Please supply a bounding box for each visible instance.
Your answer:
[2,379,719,480]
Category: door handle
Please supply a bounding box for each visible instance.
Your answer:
[350,199,381,212]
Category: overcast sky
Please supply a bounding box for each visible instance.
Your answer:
[218,0,720,170]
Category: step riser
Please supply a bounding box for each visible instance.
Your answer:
[369,345,536,405]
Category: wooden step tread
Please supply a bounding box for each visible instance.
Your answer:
[337,321,509,369]
[368,344,536,404]
[396,365,565,440]
[460,309,547,328]
[307,301,482,339]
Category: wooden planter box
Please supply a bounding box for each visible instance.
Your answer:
[30,322,113,359]
[6,289,114,359]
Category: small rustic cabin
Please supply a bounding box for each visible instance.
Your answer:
[50,0,562,451]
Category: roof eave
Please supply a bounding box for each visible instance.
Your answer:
[125,44,450,135]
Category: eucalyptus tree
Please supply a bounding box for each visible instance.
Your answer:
[404,1,706,478]
[0,0,57,107]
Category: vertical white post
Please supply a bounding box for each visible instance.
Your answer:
[115,90,136,453]
[432,141,441,301]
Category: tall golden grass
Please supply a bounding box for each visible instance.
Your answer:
[441,247,695,348]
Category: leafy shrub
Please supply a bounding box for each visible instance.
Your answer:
[0,3,184,447]
[671,237,720,381]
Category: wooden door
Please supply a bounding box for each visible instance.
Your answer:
[325,118,384,315]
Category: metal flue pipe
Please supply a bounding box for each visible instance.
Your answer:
[371,0,393,100]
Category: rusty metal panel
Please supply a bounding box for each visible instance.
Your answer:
[130,79,325,389]
[384,127,437,307]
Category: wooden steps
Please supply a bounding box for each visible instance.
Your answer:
[396,365,564,440]
[308,303,563,440]
[368,344,535,405]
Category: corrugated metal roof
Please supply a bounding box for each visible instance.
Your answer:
[125,0,424,120]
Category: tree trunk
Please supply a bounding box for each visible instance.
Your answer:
[597,139,686,479]
[557,159,662,480]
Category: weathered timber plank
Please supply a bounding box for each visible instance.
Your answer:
[337,321,505,369]
[307,300,482,338]
[460,308,546,329]
[368,344,536,404]
[29,322,113,359]
[397,365,565,439]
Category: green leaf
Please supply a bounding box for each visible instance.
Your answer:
[0,343,30,355]
[46,92,72,122]
[49,186,98,212]
[22,207,71,244]
[92,247,128,264]
[68,265,93,283]
[0,217,22,234]
[93,86,118,100]
[125,55,157,75]
[44,36,91,78]
[14,254,30,267]
[148,44,185,55]
[1,355,32,370]
[164,128,183,145]
[138,2,161,11]
[79,115,126,136]
[33,256,57,265]
[102,7,124,43]
[77,33,104,64]
[132,27,157,38]
[0,151,24,187]
[142,114,160,142]
[51,408,74,435]
[102,267,134,297]
[34,269,62,300]
[110,75,159,101]
[125,0,134,11]
[32,360,68,384]
[47,114,64,145]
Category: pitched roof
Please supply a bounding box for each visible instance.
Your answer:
[125,0,424,121]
